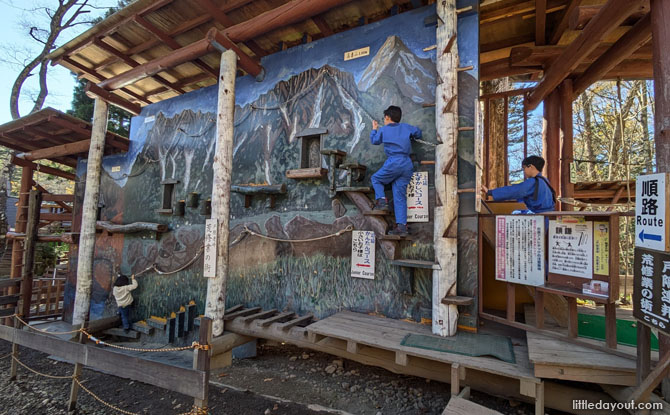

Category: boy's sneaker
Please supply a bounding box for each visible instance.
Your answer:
[388,223,409,237]
[374,198,389,210]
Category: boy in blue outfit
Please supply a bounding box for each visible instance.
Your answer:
[370,106,422,236]
[481,155,556,213]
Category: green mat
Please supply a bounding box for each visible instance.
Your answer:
[401,332,516,364]
[578,313,659,350]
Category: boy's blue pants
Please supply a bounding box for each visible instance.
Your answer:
[371,156,414,225]
[119,306,131,330]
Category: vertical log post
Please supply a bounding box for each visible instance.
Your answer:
[19,190,41,319]
[67,322,88,412]
[433,0,459,337]
[5,165,33,324]
[559,79,574,211]
[205,49,237,337]
[193,317,212,410]
[72,98,109,325]
[652,0,670,397]
[542,90,561,200]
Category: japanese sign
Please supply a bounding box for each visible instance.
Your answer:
[351,230,375,279]
[634,248,670,334]
[407,171,429,222]
[203,219,218,278]
[548,218,593,279]
[344,46,370,61]
[495,216,545,286]
[593,221,610,276]
[636,173,669,251]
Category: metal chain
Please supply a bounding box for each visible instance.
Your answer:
[13,315,83,335]
[82,331,210,352]
[11,355,73,380]
[74,377,139,415]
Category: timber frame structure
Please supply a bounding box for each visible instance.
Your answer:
[0,0,668,413]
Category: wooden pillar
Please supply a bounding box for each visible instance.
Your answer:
[193,317,212,410]
[19,190,41,318]
[433,0,459,337]
[652,0,670,397]
[205,50,237,337]
[72,98,109,325]
[559,80,574,211]
[652,0,670,171]
[637,323,652,385]
[542,90,561,201]
[67,322,88,412]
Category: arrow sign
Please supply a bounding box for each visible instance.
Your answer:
[640,230,663,243]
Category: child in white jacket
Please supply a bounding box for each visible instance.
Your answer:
[113,274,137,332]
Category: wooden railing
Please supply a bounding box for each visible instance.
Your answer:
[30,277,65,320]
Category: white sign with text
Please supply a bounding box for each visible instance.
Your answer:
[636,173,669,251]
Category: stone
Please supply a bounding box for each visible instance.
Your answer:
[289,356,297,361]
[332,359,344,368]
[301,353,310,360]
[325,365,337,374]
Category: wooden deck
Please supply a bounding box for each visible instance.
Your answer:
[524,305,639,386]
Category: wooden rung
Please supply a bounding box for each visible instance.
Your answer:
[224,307,261,321]
[224,304,244,314]
[258,311,294,327]
[391,259,440,270]
[441,296,474,306]
[238,309,277,324]
[456,6,473,14]
[420,160,436,165]
[379,234,413,241]
[422,45,437,52]
[457,66,474,72]
[277,314,313,331]
[363,210,391,216]
[458,126,474,131]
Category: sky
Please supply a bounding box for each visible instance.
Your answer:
[0,0,117,124]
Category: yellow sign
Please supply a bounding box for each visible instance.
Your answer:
[344,46,370,61]
[111,166,121,173]
[593,221,609,275]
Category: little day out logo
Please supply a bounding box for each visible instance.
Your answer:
[636,173,669,251]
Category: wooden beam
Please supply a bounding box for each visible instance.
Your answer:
[526,0,649,111]
[311,15,333,36]
[32,183,73,213]
[569,2,649,30]
[628,352,670,403]
[84,82,141,115]
[193,0,267,57]
[10,156,75,181]
[573,14,652,96]
[536,0,547,46]
[509,43,652,67]
[224,0,355,43]
[480,58,542,81]
[652,0,670,176]
[480,0,564,25]
[206,28,264,78]
[550,0,582,44]
[18,140,91,162]
[559,80,574,211]
[132,14,218,78]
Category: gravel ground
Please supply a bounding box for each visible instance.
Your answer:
[0,336,538,415]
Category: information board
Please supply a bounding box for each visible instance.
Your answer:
[634,248,670,334]
[548,218,593,279]
[495,215,545,286]
[351,230,375,279]
[203,218,218,278]
[407,171,429,222]
[636,173,669,251]
[593,221,610,276]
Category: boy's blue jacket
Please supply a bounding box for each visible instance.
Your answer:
[370,123,422,157]
[489,174,556,213]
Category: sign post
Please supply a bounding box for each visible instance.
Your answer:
[636,173,670,251]
[407,171,429,222]
[495,215,545,286]
[351,230,375,279]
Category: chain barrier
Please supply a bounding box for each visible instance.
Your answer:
[82,331,209,353]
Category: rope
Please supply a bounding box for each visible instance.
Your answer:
[74,377,139,415]
[13,314,82,335]
[82,331,210,353]
[11,355,73,379]
[135,245,205,277]
[242,224,353,243]
[177,405,209,415]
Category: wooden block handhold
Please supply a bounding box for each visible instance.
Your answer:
[395,351,409,366]
[457,65,474,72]
[442,153,457,175]
[258,311,294,327]
[225,304,244,314]
[286,168,327,179]
[443,35,456,55]
[458,126,475,131]
[277,314,313,331]
[346,340,360,354]
[445,216,458,239]
[441,296,474,306]
[238,309,277,325]
[224,307,261,321]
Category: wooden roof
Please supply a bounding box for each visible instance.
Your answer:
[480,0,652,91]
[0,108,130,168]
[47,0,423,108]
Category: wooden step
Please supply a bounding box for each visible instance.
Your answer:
[339,163,367,170]
[276,313,314,331]
[238,309,277,324]
[363,210,391,216]
[320,149,346,157]
[391,259,441,270]
[441,296,474,306]
[286,168,327,179]
[442,396,502,415]
[224,307,261,321]
[103,328,140,339]
[258,311,295,327]
[336,186,372,193]
[378,234,412,241]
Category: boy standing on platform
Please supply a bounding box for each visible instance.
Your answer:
[370,106,422,236]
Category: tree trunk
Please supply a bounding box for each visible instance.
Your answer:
[580,92,595,181]
[433,0,459,337]
[205,50,237,337]
[72,98,109,325]
[608,81,637,180]
[641,81,653,172]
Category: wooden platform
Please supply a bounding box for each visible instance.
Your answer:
[524,305,638,386]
